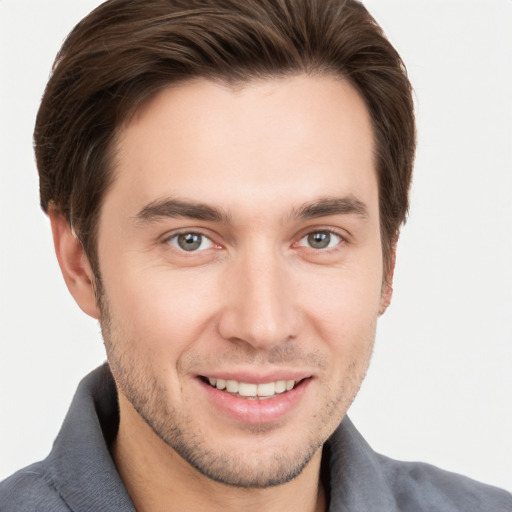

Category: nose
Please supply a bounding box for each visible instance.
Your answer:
[217,246,299,350]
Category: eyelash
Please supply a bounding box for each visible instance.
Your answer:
[163,229,345,254]
[164,231,216,253]
[296,230,343,251]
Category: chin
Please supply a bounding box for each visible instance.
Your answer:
[163,431,324,488]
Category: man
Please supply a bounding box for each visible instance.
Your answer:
[0,0,510,510]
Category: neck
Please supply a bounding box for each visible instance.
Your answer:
[112,395,326,512]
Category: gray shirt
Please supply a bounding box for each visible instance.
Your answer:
[1,365,511,511]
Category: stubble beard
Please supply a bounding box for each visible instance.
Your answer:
[96,279,375,489]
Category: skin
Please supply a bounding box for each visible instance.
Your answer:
[51,74,394,512]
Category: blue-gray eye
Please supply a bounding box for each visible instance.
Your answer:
[299,231,341,249]
[168,233,214,252]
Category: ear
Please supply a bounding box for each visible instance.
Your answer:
[379,246,396,315]
[49,210,101,319]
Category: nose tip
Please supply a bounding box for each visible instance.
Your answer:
[217,256,298,350]
[227,306,296,348]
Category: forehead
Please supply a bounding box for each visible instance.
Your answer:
[107,75,377,221]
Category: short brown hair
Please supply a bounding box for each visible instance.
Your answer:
[35,0,415,274]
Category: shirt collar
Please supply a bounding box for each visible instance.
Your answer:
[48,364,135,511]
[326,417,398,511]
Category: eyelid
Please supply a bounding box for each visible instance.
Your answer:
[162,229,219,253]
[159,225,348,253]
[294,227,347,250]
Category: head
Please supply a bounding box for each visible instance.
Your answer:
[38,0,415,490]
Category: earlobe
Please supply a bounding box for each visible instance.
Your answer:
[379,247,396,315]
[49,210,101,319]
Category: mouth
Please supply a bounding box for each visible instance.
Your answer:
[198,374,312,424]
[200,376,307,399]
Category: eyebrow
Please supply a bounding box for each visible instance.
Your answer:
[292,196,369,221]
[135,198,231,224]
[134,195,369,225]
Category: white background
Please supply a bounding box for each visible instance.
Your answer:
[1,0,511,491]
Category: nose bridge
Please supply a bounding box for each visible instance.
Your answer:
[218,240,297,348]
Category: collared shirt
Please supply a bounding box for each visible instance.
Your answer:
[1,365,511,511]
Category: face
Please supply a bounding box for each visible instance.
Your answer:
[95,75,389,487]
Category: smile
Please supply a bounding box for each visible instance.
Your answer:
[204,377,301,398]
[199,374,312,424]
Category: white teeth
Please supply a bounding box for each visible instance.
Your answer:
[239,383,258,397]
[226,380,239,393]
[207,377,300,397]
[275,380,286,394]
[257,382,275,397]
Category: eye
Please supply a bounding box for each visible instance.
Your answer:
[166,232,214,252]
[298,231,342,250]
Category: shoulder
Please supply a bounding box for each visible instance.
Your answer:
[376,454,512,512]
[327,417,512,512]
[0,462,70,512]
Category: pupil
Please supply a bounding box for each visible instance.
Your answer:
[178,233,201,251]
[308,232,330,249]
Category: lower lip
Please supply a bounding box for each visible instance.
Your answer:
[199,378,310,425]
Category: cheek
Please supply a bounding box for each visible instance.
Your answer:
[295,265,382,380]
[298,264,383,332]
[102,261,221,354]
